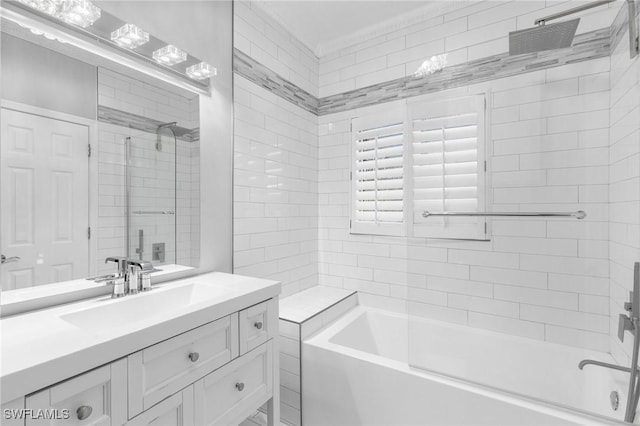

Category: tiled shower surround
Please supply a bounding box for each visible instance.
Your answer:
[233,0,639,362]
[233,0,320,298]
[96,68,200,275]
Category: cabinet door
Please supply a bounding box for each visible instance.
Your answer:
[25,359,127,426]
[194,341,273,426]
[125,387,193,426]
[239,299,277,355]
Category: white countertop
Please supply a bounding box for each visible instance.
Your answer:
[0,272,280,404]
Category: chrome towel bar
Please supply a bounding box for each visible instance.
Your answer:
[422,210,586,219]
[132,210,175,215]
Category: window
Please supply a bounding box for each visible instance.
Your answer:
[350,94,488,240]
[350,109,405,236]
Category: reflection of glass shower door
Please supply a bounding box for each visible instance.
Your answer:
[126,128,176,266]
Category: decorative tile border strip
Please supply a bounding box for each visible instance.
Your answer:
[318,27,610,115]
[234,4,630,116]
[233,48,319,114]
[98,105,200,142]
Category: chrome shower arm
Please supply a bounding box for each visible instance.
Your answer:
[534,0,616,25]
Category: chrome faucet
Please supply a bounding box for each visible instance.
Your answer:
[104,257,154,298]
[579,262,640,423]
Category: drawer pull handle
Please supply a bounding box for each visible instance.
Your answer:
[76,405,93,420]
[254,321,263,330]
[236,382,245,392]
[188,352,200,362]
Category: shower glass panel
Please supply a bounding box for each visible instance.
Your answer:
[126,128,177,266]
[403,4,640,413]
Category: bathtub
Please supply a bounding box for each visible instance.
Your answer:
[302,306,629,425]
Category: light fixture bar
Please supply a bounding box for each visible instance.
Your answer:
[0,5,210,95]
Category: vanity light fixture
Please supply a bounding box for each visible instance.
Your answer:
[153,44,187,66]
[16,0,61,16]
[111,23,149,49]
[57,0,100,28]
[186,61,217,80]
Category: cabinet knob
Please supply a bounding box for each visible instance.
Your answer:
[76,405,93,420]
[254,321,263,330]
[236,382,245,392]
[188,352,200,362]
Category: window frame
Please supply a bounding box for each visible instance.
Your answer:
[349,92,490,241]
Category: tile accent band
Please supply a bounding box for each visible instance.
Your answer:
[233,5,629,116]
[98,105,200,142]
[233,48,319,115]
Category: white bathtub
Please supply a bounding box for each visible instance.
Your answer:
[302,306,629,425]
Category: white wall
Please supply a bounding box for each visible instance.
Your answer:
[233,1,320,297]
[1,34,97,120]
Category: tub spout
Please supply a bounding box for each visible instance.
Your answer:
[578,359,634,373]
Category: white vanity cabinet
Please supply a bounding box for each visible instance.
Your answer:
[12,296,279,426]
[25,359,127,426]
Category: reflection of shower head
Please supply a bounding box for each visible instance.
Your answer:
[157,122,193,139]
[509,18,580,55]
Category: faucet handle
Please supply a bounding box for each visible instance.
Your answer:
[127,259,154,272]
[105,256,127,264]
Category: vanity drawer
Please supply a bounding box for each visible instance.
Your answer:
[124,386,193,426]
[127,314,239,418]
[194,341,273,426]
[25,359,127,426]
[239,299,277,355]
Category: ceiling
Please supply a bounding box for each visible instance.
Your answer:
[257,1,436,55]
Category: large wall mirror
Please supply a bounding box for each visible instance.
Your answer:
[1,5,204,292]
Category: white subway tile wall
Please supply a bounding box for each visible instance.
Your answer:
[609,21,640,366]
[234,1,319,97]
[97,69,200,275]
[233,1,319,297]
[232,0,640,355]
[318,59,612,351]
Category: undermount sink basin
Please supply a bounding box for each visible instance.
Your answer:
[60,282,235,332]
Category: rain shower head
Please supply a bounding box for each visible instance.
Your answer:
[508,18,580,55]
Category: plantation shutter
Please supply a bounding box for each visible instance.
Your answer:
[350,109,405,236]
[409,95,487,240]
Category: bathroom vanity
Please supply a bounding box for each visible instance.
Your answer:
[0,273,280,426]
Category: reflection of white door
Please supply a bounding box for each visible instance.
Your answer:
[1,108,89,290]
